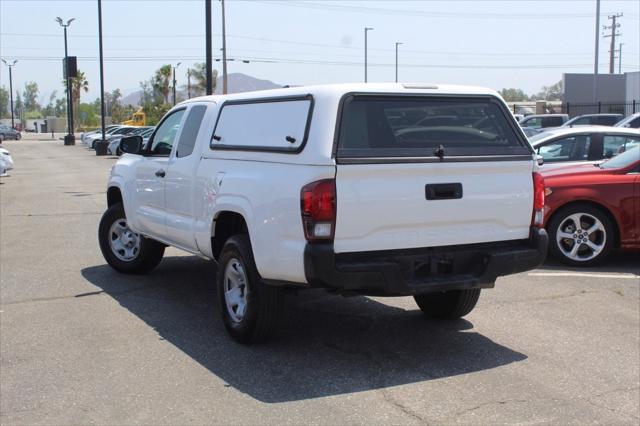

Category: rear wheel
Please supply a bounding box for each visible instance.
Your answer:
[217,235,283,344]
[414,289,481,319]
[16,133,21,140]
[98,202,165,273]
[547,204,614,266]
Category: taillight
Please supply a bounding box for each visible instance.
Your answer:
[301,179,336,241]
[532,172,545,227]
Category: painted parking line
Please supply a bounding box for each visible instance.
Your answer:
[528,272,639,280]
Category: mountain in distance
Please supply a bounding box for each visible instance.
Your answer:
[121,73,282,106]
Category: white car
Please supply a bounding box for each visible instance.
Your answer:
[0,147,14,177]
[529,126,640,168]
[614,112,640,129]
[107,127,154,155]
[81,125,120,144]
[99,83,547,343]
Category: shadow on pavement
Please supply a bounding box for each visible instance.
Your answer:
[81,256,527,403]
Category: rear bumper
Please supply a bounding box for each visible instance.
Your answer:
[304,228,548,296]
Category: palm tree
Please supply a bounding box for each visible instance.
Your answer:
[153,65,172,104]
[63,70,89,130]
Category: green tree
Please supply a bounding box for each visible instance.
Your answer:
[14,92,23,114]
[185,63,217,97]
[532,80,563,101]
[23,81,40,112]
[41,91,58,117]
[498,88,530,102]
[55,97,66,117]
[0,86,9,118]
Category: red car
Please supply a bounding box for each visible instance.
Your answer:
[541,145,640,266]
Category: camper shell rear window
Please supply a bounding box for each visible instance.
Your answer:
[210,95,313,153]
[335,95,532,161]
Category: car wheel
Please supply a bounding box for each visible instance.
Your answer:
[414,289,481,319]
[547,203,614,266]
[16,133,21,140]
[217,235,283,344]
[0,135,4,143]
[98,202,165,274]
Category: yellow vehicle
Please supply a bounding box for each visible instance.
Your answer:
[122,108,146,126]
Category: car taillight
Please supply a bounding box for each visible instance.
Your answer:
[532,172,545,227]
[301,179,336,241]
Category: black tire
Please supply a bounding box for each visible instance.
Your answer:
[16,133,21,140]
[98,202,165,274]
[414,289,481,319]
[547,203,614,267]
[217,235,283,344]
[0,135,4,143]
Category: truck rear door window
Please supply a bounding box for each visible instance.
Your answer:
[211,96,312,152]
[337,96,530,159]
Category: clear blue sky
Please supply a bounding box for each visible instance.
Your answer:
[1,0,639,105]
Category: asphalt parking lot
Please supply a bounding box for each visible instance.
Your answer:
[1,139,639,425]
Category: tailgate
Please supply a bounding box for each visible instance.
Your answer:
[334,161,533,253]
[333,93,534,254]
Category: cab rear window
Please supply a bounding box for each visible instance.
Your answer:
[336,95,530,159]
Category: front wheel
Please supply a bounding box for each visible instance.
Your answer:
[414,289,481,319]
[98,203,165,274]
[16,133,21,140]
[547,204,614,266]
[217,235,283,344]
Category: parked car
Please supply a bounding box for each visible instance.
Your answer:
[107,127,154,155]
[521,127,543,138]
[80,125,120,143]
[88,126,140,149]
[82,125,124,146]
[561,113,623,127]
[0,147,14,176]
[0,124,21,141]
[519,114,569,129]
[99,83,548,343]
[541,145,639,266]
[529,127,640,168]
[614,112,640,129]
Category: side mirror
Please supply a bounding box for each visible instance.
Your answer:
[536,155,544,166]
[120,135,143,155]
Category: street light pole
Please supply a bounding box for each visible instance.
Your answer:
[364,27,373,83]
[205,0,213,95]
[593,0,600,102]
[1,59,17,129]
[172,62,181,105]
[395,42,402,83]
[97,0,106,146]
[221,0,228,94]
[56,17,75,144]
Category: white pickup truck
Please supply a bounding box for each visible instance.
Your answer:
[99,83,548,343]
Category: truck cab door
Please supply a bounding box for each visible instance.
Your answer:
[164,104,210,251]
[133,108,186,238]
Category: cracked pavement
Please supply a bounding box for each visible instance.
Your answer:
[1,140,639,425]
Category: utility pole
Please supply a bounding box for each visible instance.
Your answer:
[395,42,402,83]
[1,59,17,129]
[221,0,228,94]
[618,43,624,74]
[205,0,213,95]
[172,62,181,105]
[364,27,373,83]
[603,13,622,74]
[593,0,600,102]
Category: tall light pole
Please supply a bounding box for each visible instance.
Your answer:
[593,0,600,102]
[221,0,228,94]
[205,0,213,95]
[395,42,402,83]
[97,0,107,150]
[1,59,17,129]
[56,16,75,144]
[172,62,182,105]
[364,27,373,83]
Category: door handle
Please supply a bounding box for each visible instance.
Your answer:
[155,169,166,178]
